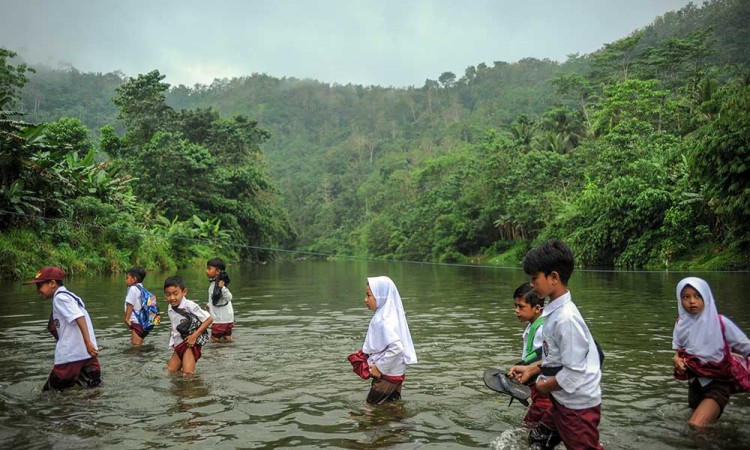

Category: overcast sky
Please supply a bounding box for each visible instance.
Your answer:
[0,0,700,88]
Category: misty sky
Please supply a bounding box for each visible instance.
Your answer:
[0,0,699,88]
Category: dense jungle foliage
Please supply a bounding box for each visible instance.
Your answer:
[1,0,749,279]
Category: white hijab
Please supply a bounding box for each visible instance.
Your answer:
[363,276,418,365]
[672,277,724,363]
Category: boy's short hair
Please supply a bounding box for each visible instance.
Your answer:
[513,282,545,308]
[164,275,186,290]
[126,266,147,283]
[522,239,574,285]
[207,257,226,271]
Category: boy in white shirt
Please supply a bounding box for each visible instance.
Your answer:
[164,276,212,374]
[123,266,149,345]
[25,266,101,391]
[508,282,552,427]
[509,240,602,450]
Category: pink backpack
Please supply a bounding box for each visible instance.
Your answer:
[719,315,750,393]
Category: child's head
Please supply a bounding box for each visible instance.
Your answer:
[513,282,545,323]
[206,257,226,279]
[364,284,377,311]
[164,275,187,307]
[522,240,574,298]
[126,266,146,286]
[24,266,66,299]
[677,277,712,316]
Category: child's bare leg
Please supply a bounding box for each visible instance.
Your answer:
[167,352,182,372]
[688,398,721,428]
[224,335,233,342]
[210,336,220,343]
[181,347,197,374]
[131,330,144,346]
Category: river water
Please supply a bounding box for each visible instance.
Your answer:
[0,261,748,449]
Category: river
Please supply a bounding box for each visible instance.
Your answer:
[0,261,748,449]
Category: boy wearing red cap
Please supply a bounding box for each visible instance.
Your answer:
[25,267,102,391]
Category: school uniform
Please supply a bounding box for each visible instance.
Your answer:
[168,298,211,361]
[362,276,417,404]
[124,283,148,338]
[207,280,234,338]
[536,291,602,450]
[45,287,101,391]
[673,277,750,414]
[521,316,552,426]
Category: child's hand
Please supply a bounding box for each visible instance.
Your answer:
[86,342,99,357]
[186,333,198,347]
[507,365,522,378]
[370,364,382,379]
[508,364,537,384]
[218,280,225,288]
[204,304,210,311]
[673,353,686,374]
[124,320,132,328]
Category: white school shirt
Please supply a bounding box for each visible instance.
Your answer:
[51,287,98,365]
[167,298,211,349]
[538,291,601,409]
[124,284,142,324]
[368,340,407,376]
[207,281,234,324]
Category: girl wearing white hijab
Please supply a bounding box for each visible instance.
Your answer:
[362,276,417,404]
[672,277,750,428]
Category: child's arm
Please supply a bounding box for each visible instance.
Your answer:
[536,375,561,394]
[723,317,750,357]
[369,340,404,378]
[124,304,134,328]
[75,316,99,357]
[508,361,541,383]
[218,282,233,303]
[553,317,594,394]
[673,352,686,375]
[185,316,213,347]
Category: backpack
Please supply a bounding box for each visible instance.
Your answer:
[133,284,161,332]
[719,315,750,393]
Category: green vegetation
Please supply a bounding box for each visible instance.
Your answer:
[1,52,288,279]
[2,0,749,278]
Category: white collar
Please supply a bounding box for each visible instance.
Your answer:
[541,291,571,317]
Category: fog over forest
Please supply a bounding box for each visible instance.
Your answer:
[0,0,697,87]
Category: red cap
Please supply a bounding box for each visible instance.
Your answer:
[24,267,66,284]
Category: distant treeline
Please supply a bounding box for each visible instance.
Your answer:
[2,0,749,278]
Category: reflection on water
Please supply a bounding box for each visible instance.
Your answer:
[0,261,748,449]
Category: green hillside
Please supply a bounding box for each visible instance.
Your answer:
[2,0,749,278]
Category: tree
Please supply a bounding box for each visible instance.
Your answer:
[113,70,174,147]
[0,48,33,111]
[43,117,93,157]
[590,31,644,82]
[689,81,750,247]
[438,71,456,89]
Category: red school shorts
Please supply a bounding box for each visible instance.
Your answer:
[539,396,602,450]
[129,323,150,339]
[44,357,102,391]
[173,341,202,362]
[523,385,554,427]
[211,322,234,339]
